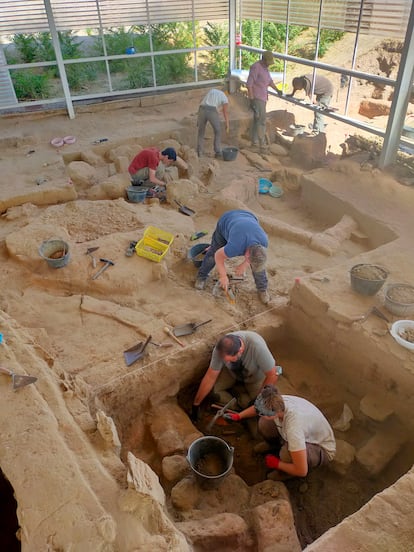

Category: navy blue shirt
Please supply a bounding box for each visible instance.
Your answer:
[217,210,268,258]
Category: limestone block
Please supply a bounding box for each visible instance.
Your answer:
[356,427,406,475]
[269,143,289,157]
[329,439,356,475]
[176,513,251,550]
[360,393,394,422]
[106,144,139,163]
[171,477,200,510]
[166,178,198,204]
[358,100,390,119]
[107,163,117,177]
[249,480,290,508]
[127,452,166,506]
[81,150,105,167]
[162,455,190,482]
[96,410,121,452]
[114,156,129,173]
[252,500,301,552]
[67,161,99,188]
[157,429,185,457]
[289,132,327,170]
[279,167,303,191]
[195,474,250,515]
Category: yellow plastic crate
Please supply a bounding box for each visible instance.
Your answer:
[135,226,174,262]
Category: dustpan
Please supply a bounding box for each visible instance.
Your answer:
[123,335,152,366]
[0,366,37,391]
[173,319,212,337]
[174,199,195,216]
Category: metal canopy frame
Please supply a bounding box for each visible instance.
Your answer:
[229,0,414,168]
[1,0,413,167]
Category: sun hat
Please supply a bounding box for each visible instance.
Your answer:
[262,51,274,66]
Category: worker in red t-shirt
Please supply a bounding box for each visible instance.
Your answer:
[128,147,177,186]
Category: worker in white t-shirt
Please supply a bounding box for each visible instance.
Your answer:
[197,88,230,158]
[223,384,336,479]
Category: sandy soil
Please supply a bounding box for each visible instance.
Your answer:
[0,67,413,550]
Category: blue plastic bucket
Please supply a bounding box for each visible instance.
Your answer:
[126,186,149,203]
[125,47,136,55]
[188,243,210,268]
[258,178,272,194]
[39,239,70,268]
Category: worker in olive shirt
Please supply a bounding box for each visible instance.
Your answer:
[287,73,334,134]
[191,332,282,421]
[195,209,270,305]
[247,50,282,151]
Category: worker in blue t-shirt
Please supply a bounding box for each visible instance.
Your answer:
[195,210,270,304]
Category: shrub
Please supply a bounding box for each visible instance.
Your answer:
[11,70,51,100]
[203,22,229,78]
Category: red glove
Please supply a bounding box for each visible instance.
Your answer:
[223,412,241,422]
[265,454,280,469]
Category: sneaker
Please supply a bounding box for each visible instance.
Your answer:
[258,290,270,305]
[195,278,206,290]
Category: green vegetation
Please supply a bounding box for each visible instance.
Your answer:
[10,70,51,100]
[5,23,345,99]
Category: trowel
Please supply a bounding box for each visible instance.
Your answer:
[85,246,99,268]
[0,366,37,391]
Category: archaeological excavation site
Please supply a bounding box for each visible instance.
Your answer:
[1,1,414,551]
[0,86,413,552]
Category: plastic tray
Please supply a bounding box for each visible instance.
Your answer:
[135,226,174,262]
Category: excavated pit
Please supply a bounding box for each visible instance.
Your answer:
[95,326,414,548]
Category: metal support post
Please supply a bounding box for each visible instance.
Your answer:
[379,2,414,168]
[44,0,75,119]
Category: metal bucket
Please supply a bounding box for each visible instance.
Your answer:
[187,436,234,488]
[350,263,388,296]
[39,239,70,268]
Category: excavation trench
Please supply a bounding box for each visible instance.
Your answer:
[95,323,414,549]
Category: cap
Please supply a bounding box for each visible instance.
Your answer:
[161,147,177,161]
[262,51,274,66]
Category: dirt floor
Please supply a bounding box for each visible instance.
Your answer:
[0,78,413,551]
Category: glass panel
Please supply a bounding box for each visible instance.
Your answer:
[154,53,193,85]
[108,57,154,91]
[9,67,56,101]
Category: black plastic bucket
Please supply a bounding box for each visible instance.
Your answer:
[188,243,210,268]
[187,436,234,488]
[222,147,239,161]
[350,263,388,296]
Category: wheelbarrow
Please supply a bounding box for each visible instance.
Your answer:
[174,199,195,216]
[172,319,212,337]
[123,335,152,366]
[0,366,38,391]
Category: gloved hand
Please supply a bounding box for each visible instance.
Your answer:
[190,405,199,423]
[265,454,280,469]
[250,99,258,114]
[223,412,241,422]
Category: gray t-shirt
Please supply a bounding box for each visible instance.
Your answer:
[210,331,275,384]
[273,395,336,460]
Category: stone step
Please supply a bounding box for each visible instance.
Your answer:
[356,423,406,475]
